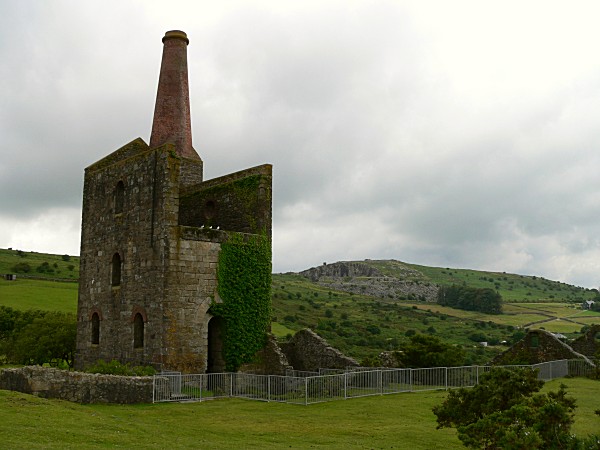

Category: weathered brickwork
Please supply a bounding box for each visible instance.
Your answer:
[75,30,272,374]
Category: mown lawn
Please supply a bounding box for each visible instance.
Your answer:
[0,278,77,313]
[1,377,599,449]
[0,389,462,449]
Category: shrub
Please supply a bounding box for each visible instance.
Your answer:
[86,359,156,376]
[11,262,31,273]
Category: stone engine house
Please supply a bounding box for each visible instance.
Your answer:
[75,30,272,373]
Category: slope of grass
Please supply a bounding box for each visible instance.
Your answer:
[401,261,596,303]
[0,278,77,313]
[1,377,598,449]
[0,248,79,281]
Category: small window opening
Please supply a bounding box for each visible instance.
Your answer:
[91,313,100,345]
[133,313,144,349]
[115,181,125,214]
[204,200,216,220]
[111,253,122,287]
[530,335,539,348]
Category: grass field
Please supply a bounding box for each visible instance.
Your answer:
[0,248,79,281]
[0,377,598,449]
[0,278,77,313]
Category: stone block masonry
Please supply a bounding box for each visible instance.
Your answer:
[0,366,153,404]
[75,30,273,374]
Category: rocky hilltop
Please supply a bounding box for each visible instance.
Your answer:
[299,260,438,301]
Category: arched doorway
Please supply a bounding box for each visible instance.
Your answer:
[207,316,226,373]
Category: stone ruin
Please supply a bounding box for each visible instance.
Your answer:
[491,328,597,366]
[75,30,272,373]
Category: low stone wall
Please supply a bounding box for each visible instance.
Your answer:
[0,366,153,404]
[280,329,359,371]
[239,334,292,375]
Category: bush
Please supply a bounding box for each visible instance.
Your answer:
[11,262,31,273]
[432,368,589,449]
[3,311,76,368]
[86,359,156,376]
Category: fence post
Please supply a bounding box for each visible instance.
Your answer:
[152,375,155,403]
[410,368,413,392]
[268,375,271,402]
[305,377,308,406]
[379,369,383,395]
[344,372,347,399]
[199,374,203,402]
[444,367,448,390]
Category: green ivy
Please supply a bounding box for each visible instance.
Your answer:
[211,232,271,371]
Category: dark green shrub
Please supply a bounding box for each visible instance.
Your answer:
[86,359,156,376]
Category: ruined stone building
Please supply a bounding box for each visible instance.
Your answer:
[75,31,272,373]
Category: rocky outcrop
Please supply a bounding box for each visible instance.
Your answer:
[299,260,438,301]
[280,329,359,371]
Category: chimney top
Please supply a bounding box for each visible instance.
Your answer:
[149,30,200,161]
[162,30,189,44]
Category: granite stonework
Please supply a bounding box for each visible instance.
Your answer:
[280,329,359,371]
[75,30,272,374]
[0,366,153,404]
[491,329,595,366]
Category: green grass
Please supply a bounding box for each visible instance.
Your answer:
[0,278,77,313]
[1,378,598,449]
[400,261,596,303]
[0,248,79,281]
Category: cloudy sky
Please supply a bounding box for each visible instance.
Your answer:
[2,1,600,287]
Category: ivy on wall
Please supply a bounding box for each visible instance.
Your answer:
[211,232,272,371]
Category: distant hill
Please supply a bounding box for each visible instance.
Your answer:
[297,259,597,304]
[0,248,79,281]
[2,249,599,364]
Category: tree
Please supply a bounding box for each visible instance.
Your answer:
[438,285,503,314]
[4,312,76,368]
[396,334,464,368]
[432,368,591,449]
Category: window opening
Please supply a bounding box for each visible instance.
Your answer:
[115,181,125,214]
[111,253,122,287]
[91,312,100,345]
[133,313,144,349]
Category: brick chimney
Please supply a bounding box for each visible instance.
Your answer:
[150,30,200,161]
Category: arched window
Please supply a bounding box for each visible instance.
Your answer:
[91,312,100,345]
[133,313,144,349]
[114,181,125,215]
[111,253,122,287]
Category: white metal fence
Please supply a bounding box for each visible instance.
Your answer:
[153,359,596,405]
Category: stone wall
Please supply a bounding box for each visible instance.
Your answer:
[239,334,292,375]
[280,329,359,371]
[0,366,153,404]
[491,329,594,366]
[179,164,272,237]
[570,324,600,358]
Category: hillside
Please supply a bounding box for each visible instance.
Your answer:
[2,249,599,364]
[0,248,79,281]
[299,259,597,303]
